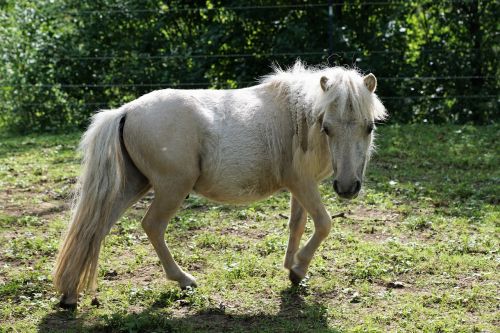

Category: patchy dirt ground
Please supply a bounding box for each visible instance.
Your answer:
[1,125,499,332]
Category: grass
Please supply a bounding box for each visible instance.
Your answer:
[0,124,498,332]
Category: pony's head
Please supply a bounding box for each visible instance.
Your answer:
[316,68,386,199]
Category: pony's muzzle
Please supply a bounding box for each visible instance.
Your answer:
[333,179,361,199]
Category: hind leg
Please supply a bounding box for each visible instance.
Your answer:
[141,177,197,289]
[59,159,150,309]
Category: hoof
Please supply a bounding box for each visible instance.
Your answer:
[180,281,197,291]
[59,294,77,310]
[179,272,197,290]
[289,269,303,286]
[59,301,77,310]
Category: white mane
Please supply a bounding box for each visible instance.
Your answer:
[261,61,387,123]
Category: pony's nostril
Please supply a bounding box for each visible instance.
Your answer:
[333,180,339,193]
[334,180,360,197]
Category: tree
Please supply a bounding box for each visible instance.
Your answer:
[0,0,497,132]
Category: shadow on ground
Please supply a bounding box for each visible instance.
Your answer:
[38,287,340,333]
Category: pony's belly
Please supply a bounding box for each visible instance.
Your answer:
[195,189,276,205]
[193,178,282,205]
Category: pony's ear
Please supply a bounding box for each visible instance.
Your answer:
[363,73,377,93]
[320,76,329,91]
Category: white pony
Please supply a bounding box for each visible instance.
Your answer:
[53,62,386,309]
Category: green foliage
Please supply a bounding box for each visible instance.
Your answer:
[0,1,498,132]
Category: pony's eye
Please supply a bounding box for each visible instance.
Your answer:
[322,126,330,136]
[367,123,374,134]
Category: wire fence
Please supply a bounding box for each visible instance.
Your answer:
[2,76,497,103]
[1,80,497,102]
[1,1,497,122]
[6,96,498,110]
[1,76,496,88]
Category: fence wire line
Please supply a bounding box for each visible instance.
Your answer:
[2,48,489,61]
[4,51,325,60]
[2,96,498,109]
[0,0,479,16]
[0,76,496,89]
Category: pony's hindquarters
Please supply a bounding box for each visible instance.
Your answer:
[53,109,149,307]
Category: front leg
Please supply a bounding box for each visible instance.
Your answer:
[287,181,331,284]
[284,196,307,270]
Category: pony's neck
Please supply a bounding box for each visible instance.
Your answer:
[285,80,325,156]
[288,82,316,138]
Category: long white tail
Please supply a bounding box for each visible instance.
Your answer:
[53,108,127,295]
